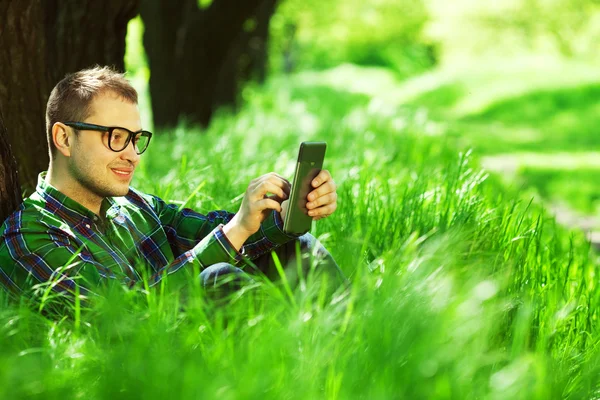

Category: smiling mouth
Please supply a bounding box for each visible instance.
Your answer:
[111,168,134,178]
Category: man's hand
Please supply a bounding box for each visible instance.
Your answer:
[306,169,338,221]
[223,173,290,250]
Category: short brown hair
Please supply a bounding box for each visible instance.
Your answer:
[45,66,138,158]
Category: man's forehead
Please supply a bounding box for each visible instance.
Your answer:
[87,91,141,128]
[91,90,137,107]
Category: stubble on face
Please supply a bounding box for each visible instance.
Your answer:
[68,148,133,201]
[64,92,142,208]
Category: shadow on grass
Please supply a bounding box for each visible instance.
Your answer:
[516,168,600,214]
[459,83,600,152]
[464,83,600,124]
[407,82,467,109]
[286,84,373,115]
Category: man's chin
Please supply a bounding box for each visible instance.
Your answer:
[98,182,130,198]
[113,184,131,197]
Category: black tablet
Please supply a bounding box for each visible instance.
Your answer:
[283,142,327,235]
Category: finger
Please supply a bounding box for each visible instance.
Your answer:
[250,173,290,192]
[259,173,292,196]
[307,191,337,210]
[311,169,332,188]
[253,181,289,201]
[255,198,283,213]
[261,172,291,189]
[308,202,337,217]
[266,194,286,203]
[307,180,337,202]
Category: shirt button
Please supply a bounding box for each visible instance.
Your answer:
[85,224,91,229]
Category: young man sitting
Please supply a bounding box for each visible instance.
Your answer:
[0,66,345,304]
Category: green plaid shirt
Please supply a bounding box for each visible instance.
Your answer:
[0,173,298,298]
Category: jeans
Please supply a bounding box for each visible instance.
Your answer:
[199,233,346,293]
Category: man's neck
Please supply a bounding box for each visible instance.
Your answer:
[47,164,104,216]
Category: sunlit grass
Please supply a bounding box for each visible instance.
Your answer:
[517,168,600,215]
[1,75,599,399]
[383,58,600,216]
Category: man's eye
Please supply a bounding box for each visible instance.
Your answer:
[112,130,127,142]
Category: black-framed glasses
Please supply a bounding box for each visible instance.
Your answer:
[64,121,152,155]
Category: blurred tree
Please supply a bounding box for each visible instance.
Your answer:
[478,0,600,58]
[0,108,21,223]
[428,0,600,62]
[0,0,139,189]
[269,0,435,77]
[216,0,277,106]
[140,0,278,128]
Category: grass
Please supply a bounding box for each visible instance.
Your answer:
[516,168,600,215]
[395,58,600,216]
[1,73,600,399]
[459,83,600,154]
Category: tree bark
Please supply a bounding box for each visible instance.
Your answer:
[0,0,139,189]
[0,108,22,224]
[139,0,187,130]
[215,0,277,108]
[141,0,278,128]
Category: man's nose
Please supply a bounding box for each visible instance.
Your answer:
[120,139,140,163]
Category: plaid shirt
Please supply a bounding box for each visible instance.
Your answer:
[0,173,299,298]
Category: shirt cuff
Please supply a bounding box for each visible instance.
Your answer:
[192,224,243,267]
[261,209,303,244]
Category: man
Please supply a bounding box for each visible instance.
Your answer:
[0,66,344,304]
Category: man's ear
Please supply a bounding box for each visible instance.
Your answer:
[52,122,72,157]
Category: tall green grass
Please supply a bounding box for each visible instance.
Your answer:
[392,61,600,215]
[0,80,598,399]
[515,168,600,215]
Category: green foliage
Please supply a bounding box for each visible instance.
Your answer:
[427,0,600,62]
[124,16,153,131]
[2,74,600,398]
[480,0,600,58]
[197,0,213,9]
[124,16,148,82]
[269,0,435,77]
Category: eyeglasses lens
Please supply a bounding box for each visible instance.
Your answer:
[109,129,150,153]
[109,128,130,151]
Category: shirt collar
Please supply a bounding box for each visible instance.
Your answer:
[36,172,120,220]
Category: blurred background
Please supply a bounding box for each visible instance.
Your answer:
[125,0,600,239]
[2,0,600,238]
[3,3,600,397]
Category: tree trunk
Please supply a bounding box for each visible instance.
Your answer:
[215,0,277,108]
[0,108,22,223]
[139,0,187,129]
[141,0,278,128]
[0,0,139,189]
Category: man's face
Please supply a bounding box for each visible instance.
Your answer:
[67,91,142,200]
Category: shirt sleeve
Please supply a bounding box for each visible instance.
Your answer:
[0,191,305,303]
[0,206,219,301]
[138,191,302,266]
[0,216,228,301]
[0,224,101,303]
